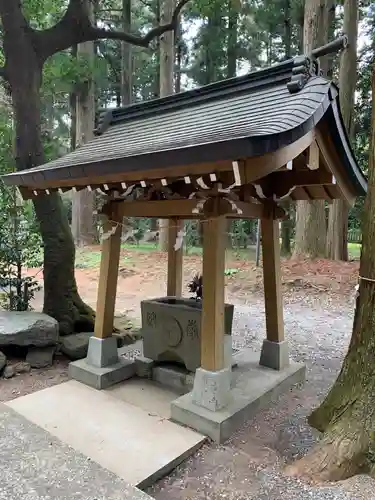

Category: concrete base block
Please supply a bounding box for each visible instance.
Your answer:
[135,356,155,378]
[87,336,119,368]
[171,349,305,443]
[192,367,232,411]
[69,357,136,390]
[259,339,290,370]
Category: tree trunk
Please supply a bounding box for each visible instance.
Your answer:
[158,0,175,252]
[326,0,357,261]
[71,0,97,247]
[227,0,238,79]
[281,0,292,255]
[293,0,327,259]
[286,62,375,483]
[0,1,94,334]
[121,0,132,105]
[284,0,292,59]
[175,19,182,93]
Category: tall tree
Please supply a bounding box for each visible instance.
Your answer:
[287,60,375,483]
[281,0,293,256]
[292,0,328,259]
[0,0,188,334]
[121,0,132,105]
[158,0,175,252]
[326,0,358,261]
[72,0,97,247]
[227,0,239,78]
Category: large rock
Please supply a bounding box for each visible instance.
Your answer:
[0,351,6,374]
[0,312,59,348]
[60,332,91,360]
[60,333,126,360]
[26,346,56,368]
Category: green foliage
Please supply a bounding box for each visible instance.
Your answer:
[0,185,42,311]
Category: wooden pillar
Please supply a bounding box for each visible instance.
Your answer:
[167,218,184,297]
[201,216,226,372]
[261,217,285,343]
[94,202,123,339]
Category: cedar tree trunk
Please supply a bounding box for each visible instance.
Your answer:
[72,0,97,247]
[293,0,327,259]
[158,0,175,252]
[326,0,357,261]
[286,63,375,484]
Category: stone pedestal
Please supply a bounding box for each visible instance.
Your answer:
[171,348,305,443]
[259,339,290,371]
[141,298,234,372]
[192,367,232,412]
[69,336,135,390]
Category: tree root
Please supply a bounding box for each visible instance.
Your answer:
[285,427,370,484]
[72,294,96,332]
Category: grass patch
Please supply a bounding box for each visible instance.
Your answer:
[348,242,361,260]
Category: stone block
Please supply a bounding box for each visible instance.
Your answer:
[26,346,55,368]
[86,336,119,368]
[141,297,234,372]
[60,332,92,360]
[171,349,305,443]
[192,367,232,411]
[259,339,290,371]
[135,356,154,378]
[69,357,136,390]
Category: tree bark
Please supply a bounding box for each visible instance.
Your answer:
[0,1,94,334]
[227,0,238,79]
[281,0,292,255]
[293,0,327,259]
[286,58,375,486]
[158,0,175,252]
[121,0,132,105]
[71,1,97,247]
[326,0,357,261]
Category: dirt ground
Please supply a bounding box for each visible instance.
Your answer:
[2,247,373,498]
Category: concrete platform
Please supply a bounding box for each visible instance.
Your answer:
[6,380,206,489]
[0,403,152,500]
[106,377,179,419]
[171,349,305,443]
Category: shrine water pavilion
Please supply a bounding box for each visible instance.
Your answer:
[2,46,366,442]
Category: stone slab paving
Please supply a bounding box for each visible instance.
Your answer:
[6,380,205,489]
[0,403,152,500]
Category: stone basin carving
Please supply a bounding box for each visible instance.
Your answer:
[141,297,234,372]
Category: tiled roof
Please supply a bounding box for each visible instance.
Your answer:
[1,56,366,196]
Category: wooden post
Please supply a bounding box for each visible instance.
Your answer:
[261,217,285,343]
[201,216,226,372]
[167,218,184,297]
[94,202,123,339]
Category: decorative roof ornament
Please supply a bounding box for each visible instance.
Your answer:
[287,35,349,94]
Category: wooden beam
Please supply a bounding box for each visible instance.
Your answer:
[121,199,198,218]
[118,198,283,220]
[307,140,320,170]
[201,216,226,372]
[261,217,284,343]
[167,218,184,297]
[315,127,354,205]
[94,202,123,339]
[18,159,240,191]
[243,130,314,184]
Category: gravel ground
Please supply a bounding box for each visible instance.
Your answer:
[148,297,375,500]
[1,277,372,498]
